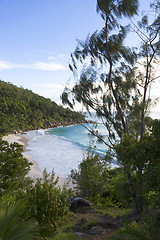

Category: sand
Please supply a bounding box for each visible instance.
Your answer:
[2,134,75,189]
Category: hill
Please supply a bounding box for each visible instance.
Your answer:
[0,80,85,135]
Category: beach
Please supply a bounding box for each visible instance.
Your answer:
[2,133,74,189]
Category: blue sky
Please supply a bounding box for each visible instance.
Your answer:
[0,0,159,112]
[0,0,102,102]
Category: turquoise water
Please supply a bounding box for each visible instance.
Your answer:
[47,123,108,155]
[25,123,109,177]
[25,111,160,177]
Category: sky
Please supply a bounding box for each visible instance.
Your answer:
[0,0,159,113]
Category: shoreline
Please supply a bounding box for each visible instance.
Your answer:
[2,134,43,179]
[12,119,94,135]
[2,133,75,189]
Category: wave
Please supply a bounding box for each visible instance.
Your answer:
[24,123,117,177]
[36,129,47,135]
[25,130,86,177]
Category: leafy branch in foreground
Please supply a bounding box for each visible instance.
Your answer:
[0,203,39,240]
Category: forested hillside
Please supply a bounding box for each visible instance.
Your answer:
[0,80,85,134]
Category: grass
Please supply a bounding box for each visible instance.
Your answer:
[53,232,80,240]
[80,219,98,231]
[56,212,79,232]
[95,207,132,218]
[53,205,135,240]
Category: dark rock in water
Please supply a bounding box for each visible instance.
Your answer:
[67,197,92,212]
[13,130,18,134]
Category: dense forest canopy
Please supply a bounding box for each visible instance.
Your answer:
[0,80,85,135]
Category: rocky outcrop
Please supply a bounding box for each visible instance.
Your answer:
[12,130,18,134]
[42,119,94,129]
[11,119,94,134]
[67,197,92,212]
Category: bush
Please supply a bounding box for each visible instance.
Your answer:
[25,169,70,230]
[0,138,33,196]
[0,202,39,240]
[71,152,110,203]
[112,211,160,240]
[108,168,131,208]
[71,152,132,208]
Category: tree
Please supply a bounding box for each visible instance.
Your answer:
[130,1,160,137]
[71,152,110,203]
[120,0,160,212]
[0,138,32,195]
[0,80,85,135]
[144,119,160,202]
[62,0,139,140]
[25,169,70,230]
[62,0,160,214]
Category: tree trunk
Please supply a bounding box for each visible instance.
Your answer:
[140,64,148,138]
[137,170,143,213]
[124,165,140,215]
[127,174,140,214]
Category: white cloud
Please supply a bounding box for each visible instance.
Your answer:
[40,83,64,89]
[28,61,66,71]
[47,56,56,61]
[48,54,69,62]
[0,60,66,71]
[0,61,24,69]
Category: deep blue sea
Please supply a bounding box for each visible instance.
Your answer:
[25,111,160,178]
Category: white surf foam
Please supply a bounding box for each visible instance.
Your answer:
[25,130,86,178]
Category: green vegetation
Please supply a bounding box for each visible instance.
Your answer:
[0,203,40,240]
[53,232,79,240]
[0,0,160,239]
[71,152,110,203]
[70,121,160,238]
[62,0,160,215]
[60,0,160,238]
[71,120,160,210]
[0,80,85,135]
[0,121,160,238]
[23,170,70,230]
[113,211,160,240]
[79,219,98,231]
[0,138,72,239]
[114,120,160,213]
[0,138,32,196]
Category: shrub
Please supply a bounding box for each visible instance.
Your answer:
[71,151,133,208]
[25,169,70,230]
[112,211,160,240]
[71,152,110,203]
[0,202,39,240]
[0,138,33,196]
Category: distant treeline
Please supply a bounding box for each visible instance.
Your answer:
[0,80,85,135]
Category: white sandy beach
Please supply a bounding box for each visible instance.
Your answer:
[2,134,74,189]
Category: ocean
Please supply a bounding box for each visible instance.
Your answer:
[25,123,108,178]
[25,111,160,178]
